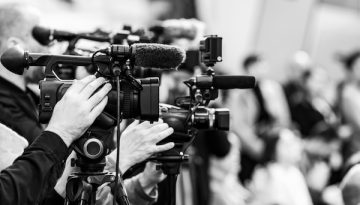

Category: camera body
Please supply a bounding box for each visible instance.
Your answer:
[160,104,229,136]
[39,77,160,125]
[200,35,222,67]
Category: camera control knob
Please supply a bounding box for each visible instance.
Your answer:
[83,138,104,159]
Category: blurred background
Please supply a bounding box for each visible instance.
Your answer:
[1,0,359,81]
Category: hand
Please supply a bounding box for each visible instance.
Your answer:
[46,75,111,147]
[108,120,174,173]
[138,162,167,194]
[54,151,79,198]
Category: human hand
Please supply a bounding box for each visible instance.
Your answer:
[46,75,111,147]
[138,162,167,194]
[107,120,174,173]
[54,151,79,198]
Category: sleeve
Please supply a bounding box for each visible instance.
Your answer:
[0,103,42,144]
[124,174,158,205]
[0,131,69,205]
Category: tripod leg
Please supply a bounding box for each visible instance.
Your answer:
[168,174,178,205]
[79,182,93,205]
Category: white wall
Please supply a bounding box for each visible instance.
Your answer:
[254,0,316,82]
[306,4,360,83]
[0,0,151,32]
[196,0,262,74]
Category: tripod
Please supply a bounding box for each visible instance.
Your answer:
[65,158,115,205]
[64,128,128,205]
[150,131,195,205]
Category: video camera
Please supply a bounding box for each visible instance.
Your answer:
[32,25,151,48]
[32,25,157,80]
[1,43,185,121]
[160,35,255,133]
[1,43,185,169]
[145,35,255,173]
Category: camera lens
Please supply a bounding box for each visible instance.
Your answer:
[192,107,229,130]
[214,108,229,130]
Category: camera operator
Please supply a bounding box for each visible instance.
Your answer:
[236,54,291,183]
[1,75,175,205]
[45,120,174,205]
[0,3,47,143]
[0,74,111,205]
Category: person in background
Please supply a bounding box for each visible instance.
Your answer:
[284,51,337,138]
[209,89,249,205]
[247,128,313,205]
[340,164,360,205]
[283,51,313,131]
[284,51,343,205]
[235,53,291,183]
[337,50,360,162]
[302,123,343,205]
[0,3,47,143]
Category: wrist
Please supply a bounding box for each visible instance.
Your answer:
[119,158,131,173]
[45,125,72,147]
[138,173,157,194]
[108,151,132,173]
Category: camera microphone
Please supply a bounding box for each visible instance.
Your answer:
[213,75,256,89]
[1,44,186,75]
[103,43,186,69]
[32,26,77,46]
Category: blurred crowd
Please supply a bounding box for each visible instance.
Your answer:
[182,48,360,205]
[156,31,360,205]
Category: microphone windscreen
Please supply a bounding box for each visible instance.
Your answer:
[0,46,27,75]
[32,26,52,46]
[132,43,186,69]
[213,75,256,89]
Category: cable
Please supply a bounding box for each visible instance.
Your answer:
[113,74,130,205]
[113,75,120,205]
[91,50,111,78]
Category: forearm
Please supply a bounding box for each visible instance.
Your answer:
[124,174,158,205]
[0,131,68,205]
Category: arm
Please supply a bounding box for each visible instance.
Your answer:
[0,131,68,205]
[260,80,291,127]
[124,173,158,205]
[107,162,165,205]
[0,75,111,205]
[228,90,264,159]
